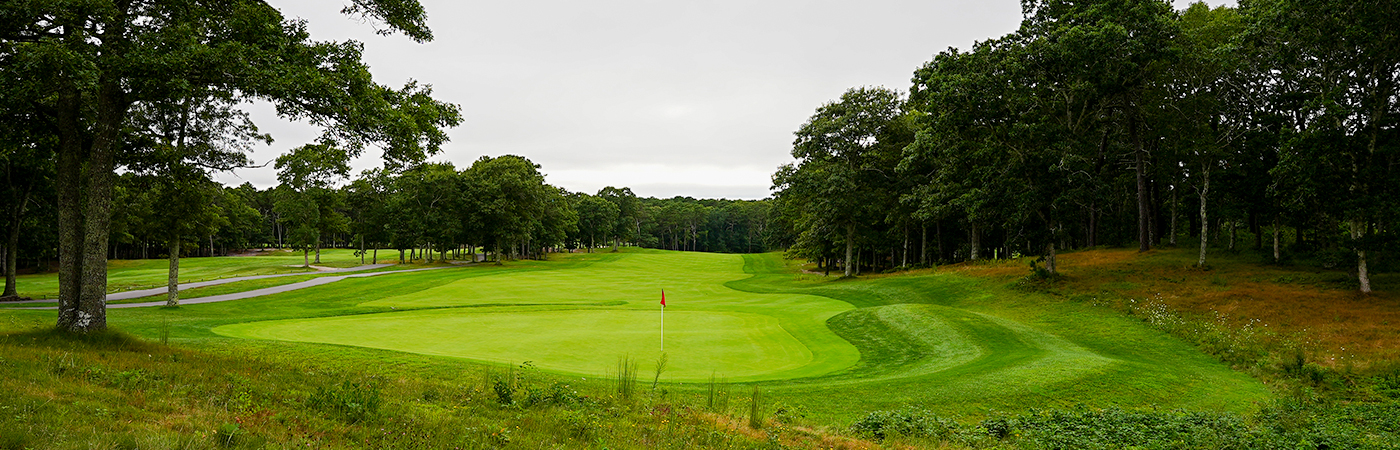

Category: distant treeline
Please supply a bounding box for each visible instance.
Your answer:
[769,0,1399,292]
[2,153,777,273]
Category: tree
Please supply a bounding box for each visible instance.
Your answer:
[1248,0,1400,293]
[275,144,351,267]
[2,1,459,332]
[1018,0,1180,253]
[573,194,620,252]
[142,170,225,306]
[776,87,905,277]
[597,186,639,250]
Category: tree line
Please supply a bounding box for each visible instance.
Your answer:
[2,149,780,301]
[771,0,1398,292]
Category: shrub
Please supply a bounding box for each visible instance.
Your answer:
[850,408,955,441]
[492,379,514,405]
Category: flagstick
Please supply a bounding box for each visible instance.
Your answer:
[661,299,665,352]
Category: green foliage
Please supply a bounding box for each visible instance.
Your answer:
[850,408,955,441]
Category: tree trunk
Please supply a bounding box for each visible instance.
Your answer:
[1046,241,1057,275]
[360,236,365,265]
[1229,221,1236,251]
[72,79,126,333]
[902,226,909,269]
[399,249,405,264]
[1132,114,1150,252]
[843,223,854,277]
[1198,167,1210,267]
[936,221,943,262]
[3,184,31,298]
[372,248,378,264]
[970,222,981,261]
[313,236,321,264]
[1087,202,1098,247]
[3,223,20,298]
[1272,217,1281,263]
[920,223,928,266]
[167,240,180,307]
[1350,220,1372,294]
[55,85,84,330]
[1169,188,1178,246]
[303,249,309,268]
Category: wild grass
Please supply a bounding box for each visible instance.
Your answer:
[615,355,638,401]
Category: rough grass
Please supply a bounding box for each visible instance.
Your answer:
[954,243,1400,373]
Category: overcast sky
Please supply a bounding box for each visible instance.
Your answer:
[214,0,1232,200]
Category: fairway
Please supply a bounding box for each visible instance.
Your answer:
[203,249,1270,419]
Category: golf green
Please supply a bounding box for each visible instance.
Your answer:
[214,251,865,382]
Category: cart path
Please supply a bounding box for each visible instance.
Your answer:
[4,265,458,310]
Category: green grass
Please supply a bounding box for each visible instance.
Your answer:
[215,252,859,382]
[7,248,383,299]
[6,247,1381,448]
[82,249,1267,424]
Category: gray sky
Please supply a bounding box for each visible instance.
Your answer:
[215,0,1231,200]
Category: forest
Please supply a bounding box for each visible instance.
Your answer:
[772,0,1399,291]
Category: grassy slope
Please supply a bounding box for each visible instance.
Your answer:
[728,253,1269,422]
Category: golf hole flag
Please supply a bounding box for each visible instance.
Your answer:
[660,290,666,351]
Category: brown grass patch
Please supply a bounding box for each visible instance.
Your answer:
[972,246,1400,369]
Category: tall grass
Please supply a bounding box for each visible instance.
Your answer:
[615,355,638,401]
[747,385,764,429]
[707,372,730,412]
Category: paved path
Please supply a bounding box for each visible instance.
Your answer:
[3,264,452,310]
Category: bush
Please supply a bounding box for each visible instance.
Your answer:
[850,408,956,441]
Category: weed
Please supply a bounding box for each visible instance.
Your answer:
[213,422,242,448]
[706,373,730,412]
[747,385,764,429]
[615,355,638,401]
[651,352,668,390]
[159,315,170,345]
[492,378,515,405]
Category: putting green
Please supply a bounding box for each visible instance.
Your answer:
[216,308,831,380]
[215,251,865,382]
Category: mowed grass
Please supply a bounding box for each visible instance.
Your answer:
[215,252,861,382]
[7,249,378,299]
[190,249,1269,423]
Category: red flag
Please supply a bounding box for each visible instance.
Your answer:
[661,290,666,307]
